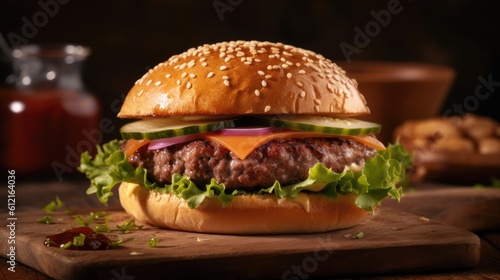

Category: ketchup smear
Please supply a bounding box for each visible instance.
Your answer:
[45,227,113,250]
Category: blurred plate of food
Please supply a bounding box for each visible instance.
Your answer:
[394,114,500,185]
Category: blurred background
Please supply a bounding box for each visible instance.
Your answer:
[1,0,499,181]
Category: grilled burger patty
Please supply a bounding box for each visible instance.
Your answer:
[125,138,376,189]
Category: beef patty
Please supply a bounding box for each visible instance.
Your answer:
[125,138,376,189]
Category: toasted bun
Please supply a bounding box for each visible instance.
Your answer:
[118,182,370,234]
[118,40,370,118]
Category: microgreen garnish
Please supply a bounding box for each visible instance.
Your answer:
[352,232,364,239]
[95,216,113,232]
[111,238,125,246]
[148,235,159,248]
[73,213,96,227]
[73,233,86,247]
[36,216,53,224]
[116,219,143,233]
[43,196,64,214]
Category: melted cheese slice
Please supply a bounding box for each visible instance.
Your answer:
[124,130,386,160]
[203,131,385,160]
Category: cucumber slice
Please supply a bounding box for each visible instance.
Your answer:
[120,117,237,140]
[256,116,381,136]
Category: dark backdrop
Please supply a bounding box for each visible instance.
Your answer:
[1,0,499,142]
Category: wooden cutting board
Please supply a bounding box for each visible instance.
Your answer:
[1,207,479,280]
[383,186,500,232]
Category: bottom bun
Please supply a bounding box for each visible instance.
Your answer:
[118,182,370,234]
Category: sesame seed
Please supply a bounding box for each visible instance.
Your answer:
[155,81,162,86]
[207,72,215,78]
[258,71,265,76]
[327,83,334,93]
[199,57,207,62]
[187,60,195,68]
[300,91,306,98]
[287,73,292,79]
[298,70,306,74]
[224,57,231,62]
[202,62,208,67]
[264,105,271,112]
[267,65,272,70]
[137,89,144,96]
[315,105,320,112]
[181,72,187,78]
[220,65,227,71]
[224,80,230,87]
[179,63,187,70]
[282,64,289,68]
[314,99,321,105]
[176,80,181,85]
[255,89,260,96]
[296,82,303,87]
[222,75,229,80]
[236,51,245,57]
[254,58,261,62]
[190,73,196,78]
[272,65,280,69]
[268,55,275,59]
[186,81,192,89]
[244,61,252,65]
[309,64,321,73]
[134,79,141,85]
[261,80,267,87]
[265,75,272,79]
[219,52,226,58]
[165,74,172,78]
[146,80,152,86]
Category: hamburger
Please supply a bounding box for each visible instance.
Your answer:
[79,40,412,234]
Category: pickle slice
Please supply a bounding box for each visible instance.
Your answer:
[256,116,381,136]
[120,117,237,140]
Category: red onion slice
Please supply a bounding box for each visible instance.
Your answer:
[147,127,275,150]
[148,134,201,150]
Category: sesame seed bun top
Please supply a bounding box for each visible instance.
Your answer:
[118,40,370,118]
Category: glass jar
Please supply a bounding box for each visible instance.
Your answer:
[0,44,100,178]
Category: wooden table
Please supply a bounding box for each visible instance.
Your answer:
[1,179,499,279]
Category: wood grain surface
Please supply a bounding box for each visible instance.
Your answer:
[0,207,480,280]
[383,186,500,232]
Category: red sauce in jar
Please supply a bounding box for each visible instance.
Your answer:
[0,87,100,176]
[45,227,113,250]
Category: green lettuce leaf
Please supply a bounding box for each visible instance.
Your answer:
[78,140,412,211]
